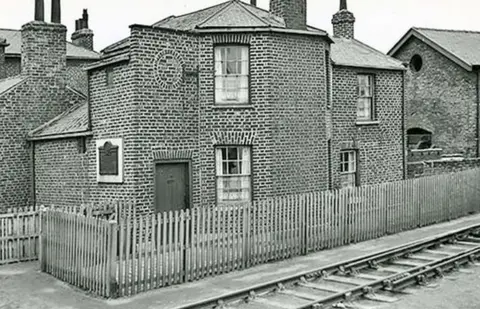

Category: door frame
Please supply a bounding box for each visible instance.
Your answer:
[153,159,193,213]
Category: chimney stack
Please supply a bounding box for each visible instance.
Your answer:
[0,38,8,79]
[71,9,94,51]
[34,0,44,21]
[270,0,307,30]
[51,0,61,23]
[332,0,355,39]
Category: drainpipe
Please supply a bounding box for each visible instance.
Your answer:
[477,70,480,158]
[31,141,36,209]
[402,70,407,179]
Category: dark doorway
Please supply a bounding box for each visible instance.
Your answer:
[155,162,190,213]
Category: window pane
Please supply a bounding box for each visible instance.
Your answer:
[228,161,239,174]
[227,147,238,160]
[357,98,372,120]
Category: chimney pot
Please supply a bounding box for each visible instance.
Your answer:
[340,0,347,10]
[51,0,61,23]
[251,0,257,6]
[34,0,45,21]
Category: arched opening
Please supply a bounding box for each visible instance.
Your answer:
[407,128,432,149]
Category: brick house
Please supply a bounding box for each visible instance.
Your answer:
[12,0,405,212]
[329,1,406,188]
[389,27,480,158]
[0,1,99,211]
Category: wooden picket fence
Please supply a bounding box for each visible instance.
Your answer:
[0,206,39,265]
[38,168,480,298]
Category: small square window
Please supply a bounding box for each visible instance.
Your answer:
[216,146,252,203]
[339,150,357,188]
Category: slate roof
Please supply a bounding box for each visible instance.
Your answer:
[28,96,90,140]
[388,27,480,71]
[0,28,100,60]
[0,76,26,95]
[153,0,289,30]
[102,0,328,56]
[332,37,405,71]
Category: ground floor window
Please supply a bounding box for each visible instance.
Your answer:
[340,150,357,188]
[407,128,433,149]
[216,146,251,203]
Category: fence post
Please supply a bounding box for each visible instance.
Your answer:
[106,221,118,298]
[243,203,251,269]
[39,209,45,272]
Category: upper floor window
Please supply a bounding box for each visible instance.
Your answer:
[214,46,249,104]
[215,146,251,203]
[106,67,114,87]
[357,74,375,121]
[340,150,357,188]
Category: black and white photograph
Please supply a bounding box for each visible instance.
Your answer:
[1,0,480,308]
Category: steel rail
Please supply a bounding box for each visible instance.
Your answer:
[296,244,480,309]
[174,223,480,309]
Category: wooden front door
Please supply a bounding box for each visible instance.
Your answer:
[155,162,190,213]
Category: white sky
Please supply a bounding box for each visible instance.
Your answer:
[0,0,479,53]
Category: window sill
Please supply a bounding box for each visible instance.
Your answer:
[213,104,254,110]
[356,120,380,126]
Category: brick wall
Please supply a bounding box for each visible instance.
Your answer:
[5,57,21,77]
[87,60,138,206]
[393,37,478,157]
[270,0,307,30]
[407,158,480,178]
[270,34,329,195]
[331,66,405,188]
[4,57,92,95]
[34,138,90,207]
[66,59,93,94]
[0,21,84,210]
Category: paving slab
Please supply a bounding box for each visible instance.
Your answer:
[1,213,480,309]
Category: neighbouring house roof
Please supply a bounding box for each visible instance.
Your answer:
[0,76,27,95]
[28,98,91,141]
[331,37,405,71]
[0,28,100,60]
[101,0,329,57]
[388,27,480,71]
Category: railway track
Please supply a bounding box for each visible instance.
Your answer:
[177,226,480,309]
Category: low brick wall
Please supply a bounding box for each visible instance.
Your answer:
[407,158,480,178]
[407,148,443,162]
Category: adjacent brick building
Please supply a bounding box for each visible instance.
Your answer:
[6,0,406,212]
[329,1,406,188]
[389,28,480,158]
[0,1,99,211]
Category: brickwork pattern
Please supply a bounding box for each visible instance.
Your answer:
[4,57,92,95]
[393,37,478,157]
[0,21,85,210]
[87,60,138,206]
[34,138,90,207]
[332,10,355,39]
[4,58,21,77]
[270,0,307,30]
[71,29,94,51]
[331,66,405,188]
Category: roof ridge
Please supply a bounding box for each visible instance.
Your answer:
[414,26,480,35]
[197,0,240,28]
[153,0,232,26]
